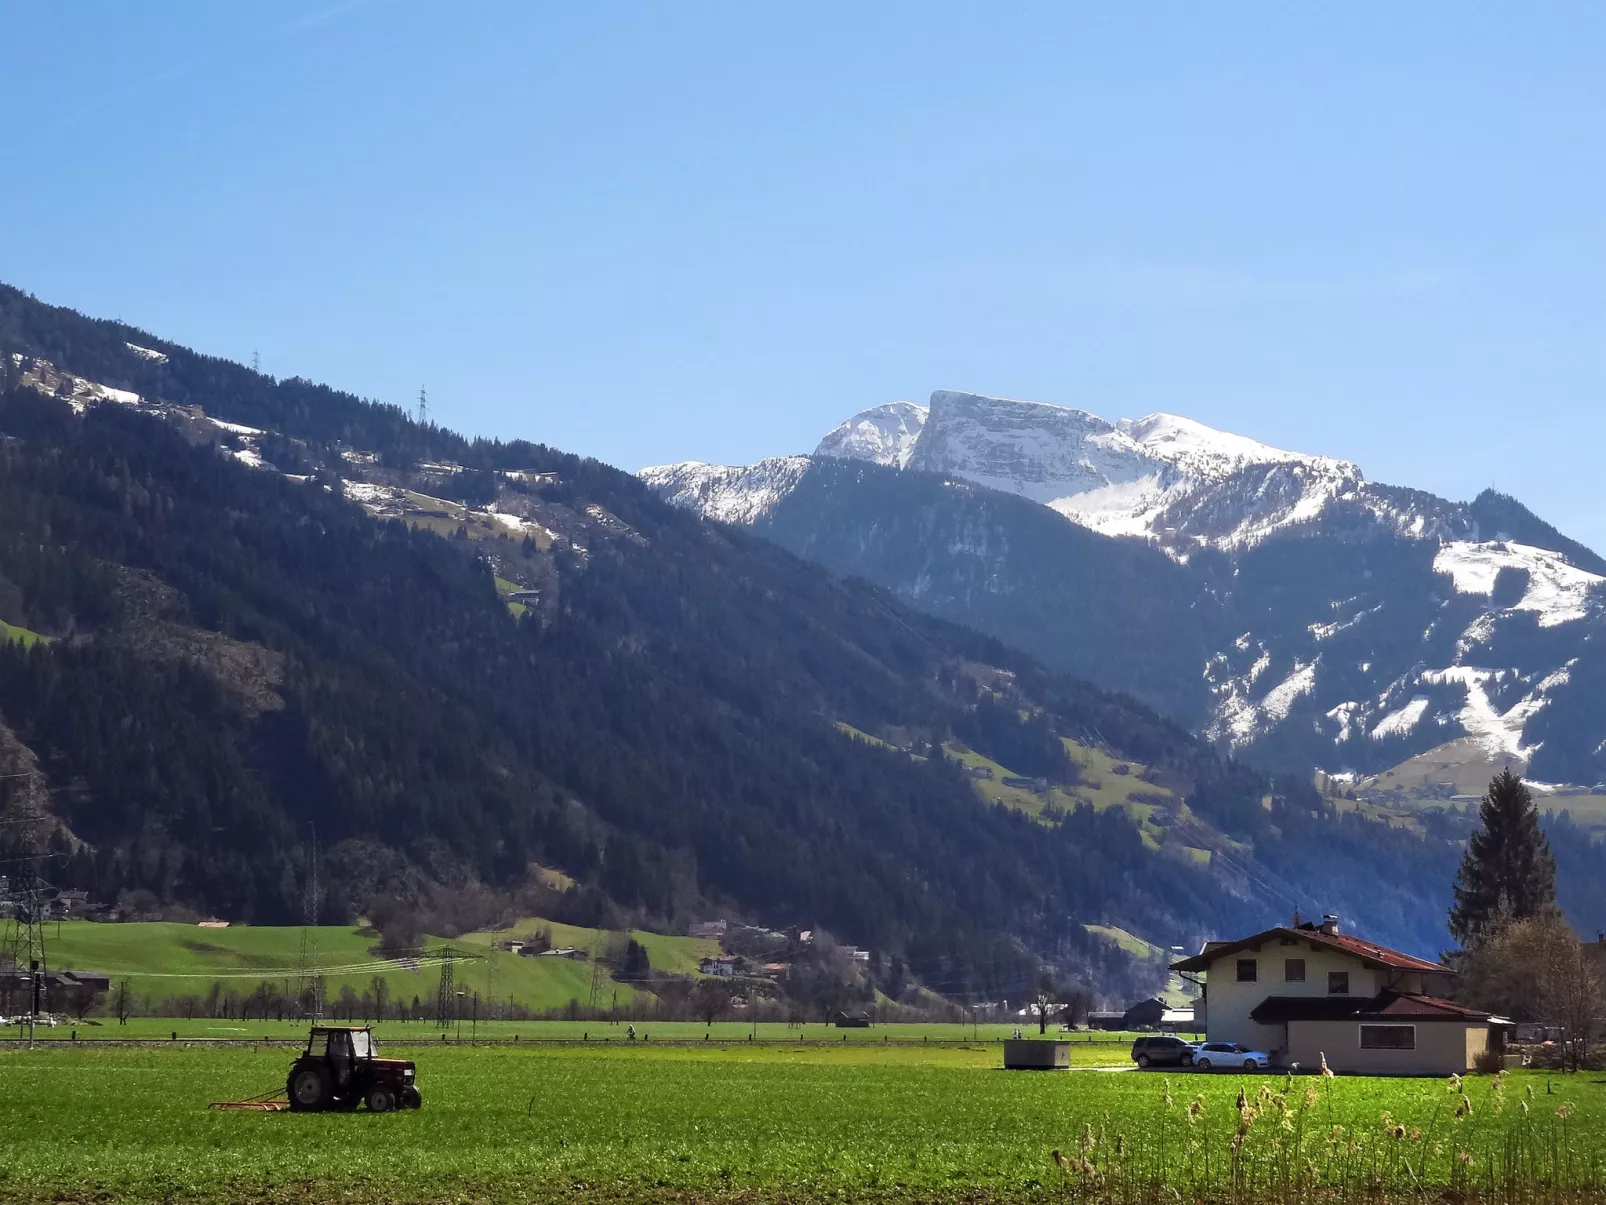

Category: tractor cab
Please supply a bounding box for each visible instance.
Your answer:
[286,1025,420,1113]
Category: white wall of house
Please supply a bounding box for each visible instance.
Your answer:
[1198,938,1448,1052]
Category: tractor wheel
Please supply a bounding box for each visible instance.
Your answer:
[288,1064,333,1112]
[366,1085,397,1113]
[401,1086,422,1109]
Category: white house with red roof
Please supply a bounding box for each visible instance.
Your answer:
[1171,915,1506,1075]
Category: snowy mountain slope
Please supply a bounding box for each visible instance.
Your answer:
[653,389,1377,556]
[637,457,812,525]
[904,391,1364,550]
[640,388,1606,788]
[815,400,927,467]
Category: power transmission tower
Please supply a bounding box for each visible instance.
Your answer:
[295,826,322,1020]
[417,386,428,425]
[435,948,455,1029]
[251,349,261,374]
[2,864,49,1045]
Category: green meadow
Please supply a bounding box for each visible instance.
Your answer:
[40,919,719,1013]
[2,1041,1602,1204]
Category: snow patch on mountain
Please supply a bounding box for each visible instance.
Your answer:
[1262,661,1318,722]
[638,457,811,525]
[209,416,264,437]
[1418,667,1537,760]
[1310,603,1385,642]
[815,401,927,467]
[1433,540,1604,627]
[1370,697,1430,740]
[125,342,168,363]
[1207,656,1317,749]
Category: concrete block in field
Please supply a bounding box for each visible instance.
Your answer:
[1003,1039,1070,1070]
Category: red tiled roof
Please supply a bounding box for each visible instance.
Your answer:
[1250,991,1491,1024]
[1368,992,1489,1019]
[1171,926,1446,974]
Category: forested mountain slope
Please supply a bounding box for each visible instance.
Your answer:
[0,285,1534,985]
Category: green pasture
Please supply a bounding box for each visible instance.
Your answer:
[40,920,713,1012]
[0,618,49,646]
[1,1041,1601,1204]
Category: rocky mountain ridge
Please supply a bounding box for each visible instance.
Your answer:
[642,391,1606,790]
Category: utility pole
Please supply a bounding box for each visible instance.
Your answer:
[588,939,604,1013]
[487,947,496,1026]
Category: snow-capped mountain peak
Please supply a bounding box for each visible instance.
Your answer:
[814,400,927,467]
[1116,412,1350,475]
[896,390,1362,550]
[635,385,1606,790]
[637,456,812,525]
[646,389,1368,552]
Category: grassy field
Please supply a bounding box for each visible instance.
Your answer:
[41,920,713,1013]
[1,1041,1601,1204]
[939,738,1214,867]
[0,618,50,646]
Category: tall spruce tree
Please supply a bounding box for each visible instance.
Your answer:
[1449,769,1558,948]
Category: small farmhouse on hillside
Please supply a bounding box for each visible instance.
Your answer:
[1172,915,1505,1075]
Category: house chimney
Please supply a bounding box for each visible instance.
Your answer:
[1319,914,1340,936]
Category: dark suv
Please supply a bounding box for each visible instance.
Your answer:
[1130,1035,1195,1069]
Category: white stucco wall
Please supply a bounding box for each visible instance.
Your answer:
[1196,935,1445,1054]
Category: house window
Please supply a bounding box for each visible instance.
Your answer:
[1360,1025,1415,1050]
[1329,971,1350,995]
[1237,959,1258,983]
[1285,958,1306,982]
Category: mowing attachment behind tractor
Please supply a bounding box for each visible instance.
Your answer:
[208,1090,290,1111]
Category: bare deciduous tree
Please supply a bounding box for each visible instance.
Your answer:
[1539,935,1606,1072]
[1459,914,1606,1071]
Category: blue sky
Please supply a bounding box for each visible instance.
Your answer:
[5,3,1605,546]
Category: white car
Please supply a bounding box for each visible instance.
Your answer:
[1191,1041,1269,1071]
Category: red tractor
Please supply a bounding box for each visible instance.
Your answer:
[285,1025,420,1112]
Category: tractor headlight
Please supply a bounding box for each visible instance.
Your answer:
[405,1068,414,1079]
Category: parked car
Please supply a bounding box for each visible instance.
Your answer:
[1130,1035,1196,1069]
[1192,1042,1269,1071]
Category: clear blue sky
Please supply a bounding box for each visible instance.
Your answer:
[5,3,1605,547]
